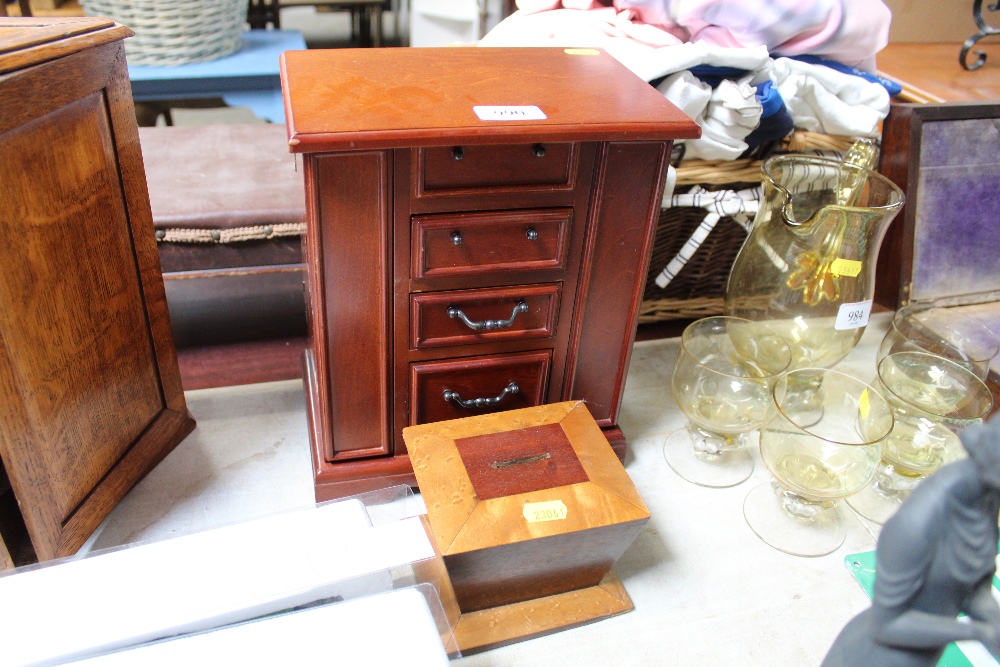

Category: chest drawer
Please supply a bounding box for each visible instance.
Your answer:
[409,350,551,426]
[411,284,561,350]
[418,143,575,195]
[412,208,571,280]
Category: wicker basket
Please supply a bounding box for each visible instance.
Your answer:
[82,0,250,66]
[638,131,859,324]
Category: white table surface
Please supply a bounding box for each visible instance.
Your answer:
[82,312,902,666]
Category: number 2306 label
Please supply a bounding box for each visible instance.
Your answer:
[473,106,547,121]
[523,500,568,523]
[835,299,873,331]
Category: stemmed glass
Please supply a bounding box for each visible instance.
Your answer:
[744,368,894,557]
[878,304,999,380]
[664,316,792,488]
[847,351,994,524]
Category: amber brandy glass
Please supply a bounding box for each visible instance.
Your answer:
[847,351,993,524]
[877,305,999,381]
[664,316,792,488]
[744,368,894,557]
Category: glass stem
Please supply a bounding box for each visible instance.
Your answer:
[771,481,835,519]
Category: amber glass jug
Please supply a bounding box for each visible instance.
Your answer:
[725,145,904,369]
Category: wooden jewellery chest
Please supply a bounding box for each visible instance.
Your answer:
[280,47,699,500]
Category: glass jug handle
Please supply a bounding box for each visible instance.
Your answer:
[837,139,879,206]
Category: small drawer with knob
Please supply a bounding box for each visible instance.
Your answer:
[417,143,576,197]
[410,283,561,350]
[412,208,571,280]
[409,350,551,426]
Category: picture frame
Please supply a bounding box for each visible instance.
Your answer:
[876,101,1000,310]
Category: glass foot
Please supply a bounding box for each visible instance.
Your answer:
[846,484,904,525]
[743,482,845,557]
[663,428,754,488]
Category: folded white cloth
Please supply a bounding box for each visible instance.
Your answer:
[479,10,770,82]
[657,70,762,160]
[771,57,889,137]
[631,40,771,82]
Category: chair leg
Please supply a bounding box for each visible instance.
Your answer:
[17,0,31,16]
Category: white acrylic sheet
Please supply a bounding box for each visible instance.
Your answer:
[64,586,450,667]
[0,502,435,666]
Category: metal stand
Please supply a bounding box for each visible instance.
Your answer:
[961,0,1000,70]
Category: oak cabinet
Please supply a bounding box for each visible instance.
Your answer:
[0,18,195,565]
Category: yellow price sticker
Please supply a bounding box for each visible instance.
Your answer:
[859,388,870,419]
[564,48,600,56]
[523,500,568,523]
[831,258,862,277]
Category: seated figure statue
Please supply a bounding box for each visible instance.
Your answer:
[822,414,1000,666]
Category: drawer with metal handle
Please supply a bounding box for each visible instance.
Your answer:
[410,283,561,350]
[411,208,572,280]
[409,350,551,426]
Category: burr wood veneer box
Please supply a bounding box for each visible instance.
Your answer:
[404,401,650,651]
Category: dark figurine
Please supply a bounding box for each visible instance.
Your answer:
[822,414,1000,667]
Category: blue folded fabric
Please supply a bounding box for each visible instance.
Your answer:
[687,65,750,89]
[786,54,903,97]
[754,80,785,118]
[744,104,795,152]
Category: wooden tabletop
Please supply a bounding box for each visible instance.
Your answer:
[280,47,700,152]
[877,42,1000,103]
[0,16,130,73]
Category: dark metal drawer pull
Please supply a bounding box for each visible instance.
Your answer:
[533,144,546,157]
[452,146,464,160]
[447,300,528,331]
[443,382,520,409]
[526,227,538,241]
[451,231,462,245]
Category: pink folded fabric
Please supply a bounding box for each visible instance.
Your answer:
[502,0,890,68]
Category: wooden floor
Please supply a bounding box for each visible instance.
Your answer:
[3,0,83,16]
[877,42,1000,102]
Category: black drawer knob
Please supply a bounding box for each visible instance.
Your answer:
[526,227,538,241]
[452,146,464,160]
[451,231,462,246]
[533,144,546,157]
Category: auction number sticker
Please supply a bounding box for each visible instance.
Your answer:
[473,106,547,121]
[830,258,862,277]
[523,500,568,523]
[835,299,872,330]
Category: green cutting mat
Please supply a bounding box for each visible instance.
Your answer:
[845,547,1000,667]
